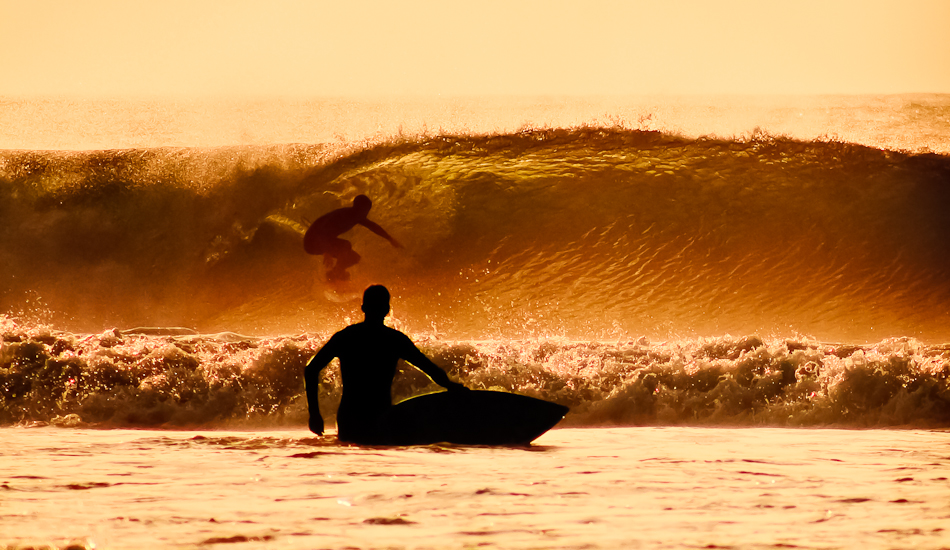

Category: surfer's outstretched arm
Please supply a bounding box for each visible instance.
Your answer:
[359,219,402,248]
[304,339,339,435]
[401,343,468,392]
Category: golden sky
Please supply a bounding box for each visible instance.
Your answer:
[2,0,948,97]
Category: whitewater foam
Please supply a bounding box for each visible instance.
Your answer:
[3,315,948,429]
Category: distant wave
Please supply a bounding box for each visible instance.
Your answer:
[2,128,949,342]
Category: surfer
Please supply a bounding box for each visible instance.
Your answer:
[304,285,469,443]
[303,194,402,282]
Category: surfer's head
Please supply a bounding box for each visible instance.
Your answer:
[361,284,391,319]
[352,194,372,216]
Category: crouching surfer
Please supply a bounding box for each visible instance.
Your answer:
[303,195,402,282]
[304,285,469,443]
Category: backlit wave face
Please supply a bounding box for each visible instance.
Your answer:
[2,128,948,342]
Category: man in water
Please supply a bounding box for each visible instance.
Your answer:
[303,195,402,282]
[304,285,468,443]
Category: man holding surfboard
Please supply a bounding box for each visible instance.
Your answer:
[303,195,402,282]
[304,285,469,443]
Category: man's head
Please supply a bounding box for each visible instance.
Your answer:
[352,194,372,217]
[361,284,390,319]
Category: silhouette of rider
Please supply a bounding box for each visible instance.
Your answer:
[304,285,468,442]
[303,195,402,282]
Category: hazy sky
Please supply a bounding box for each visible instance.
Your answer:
[2,0,948,97]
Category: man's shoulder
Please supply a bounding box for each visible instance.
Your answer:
[378,325,412,343]
[334,323,367,339]
[334,322,409,340]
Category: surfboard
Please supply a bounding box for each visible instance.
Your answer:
[377,390,569,446]
[314,263,364,302]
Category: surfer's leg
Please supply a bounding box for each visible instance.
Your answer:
[303,231,326,256]
[326,240,360,282]
[336,246,361,270]
[326,267,349,282]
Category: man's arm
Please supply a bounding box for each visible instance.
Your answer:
[359,219,402,248]
[401,338,468,392]
[304,338,339,435]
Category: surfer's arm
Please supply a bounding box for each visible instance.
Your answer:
[359,219,403,248]
[402,341,468,392]
[304,339,339,435]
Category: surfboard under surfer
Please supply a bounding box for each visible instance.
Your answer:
[303,195,402,282]
[304,285,469,443]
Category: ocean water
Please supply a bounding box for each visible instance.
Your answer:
[2,427,949,550]
[2,94,950,549]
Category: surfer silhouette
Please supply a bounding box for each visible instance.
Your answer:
[303,195,402,282]
[304,285,469,443]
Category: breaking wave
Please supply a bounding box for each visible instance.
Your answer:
[2,128,949,342]
[2,127,950,429]
[2,318,949,429]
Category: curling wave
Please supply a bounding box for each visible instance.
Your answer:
[2,128,949,342]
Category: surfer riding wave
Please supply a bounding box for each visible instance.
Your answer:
[303,195,402,282]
